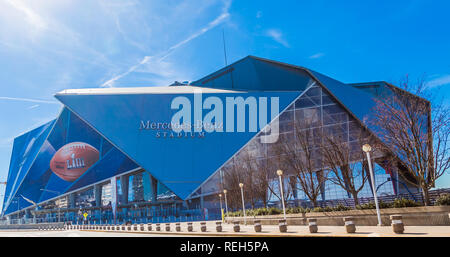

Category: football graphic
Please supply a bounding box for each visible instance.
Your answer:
[49,142,99,182]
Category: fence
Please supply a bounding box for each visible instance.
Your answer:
[290,188,450,209]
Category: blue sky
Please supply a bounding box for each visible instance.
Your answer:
[1,0,449,209]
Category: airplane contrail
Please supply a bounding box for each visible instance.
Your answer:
[0,96,60,104]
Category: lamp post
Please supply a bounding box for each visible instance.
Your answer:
[218,193,223,221]
[277,170,287,220]
[362,144,382,226]
[223,189,229,216]
[239,183,246,225]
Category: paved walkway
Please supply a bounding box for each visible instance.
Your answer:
[75,220,450,237]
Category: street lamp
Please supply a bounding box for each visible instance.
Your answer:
[239,183,246,225]
[223,189,229,216]
[362,144,382,226]
[276,169,287,220]
[218,193,224,221]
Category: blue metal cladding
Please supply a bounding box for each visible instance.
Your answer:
[2,120,55,213]
[3,107,140,215]
[191,56,312,91]
[55,91,301,199]
[307,69,377,125]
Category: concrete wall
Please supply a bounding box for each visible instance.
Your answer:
[226,206,450,226]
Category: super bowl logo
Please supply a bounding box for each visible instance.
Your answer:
[50,142,99,182]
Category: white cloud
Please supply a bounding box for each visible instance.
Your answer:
[309,52,325,59]
[100,0,232,88]
[4,0,47,30]
[27,104,40,109]
[426,75,450,89]
[266,29,289,47]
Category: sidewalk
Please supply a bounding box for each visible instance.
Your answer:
[80,220,450,237]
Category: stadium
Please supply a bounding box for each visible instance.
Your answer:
[1,56,428,224]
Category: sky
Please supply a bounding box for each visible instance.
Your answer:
[0,0,449,209]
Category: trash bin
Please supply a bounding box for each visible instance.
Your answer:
[233,221,240,232]
[278,219,287,233]
[200,222,207,232]
[216,221,222,232]
[254,219,262,232]
[308,218,318,233]
[390,215,404,234]
[343,217,356,233]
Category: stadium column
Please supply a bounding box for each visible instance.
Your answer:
[147,172,158,202]
[68,193,76,208]
[119,175,129,221]
[25,209,31,219]
[94,184,102,207]
[94,184,102,222]
[120,175,129,205]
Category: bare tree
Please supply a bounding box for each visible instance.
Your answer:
[222,149,271,210]
[239,150,261,209]
[222,161,244,210]
[370,76,450,205]
[252,156,271,208]
[274,123,327,207]
[321,131,370,206]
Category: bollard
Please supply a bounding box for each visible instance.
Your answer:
[390,215,404,234]
[176,223,181,232]
[254,219,262,232]
[200,222,207,232]
[279,219,287,233]
[187,222,193,232]
[343,217,356,233]
[147,223,152,231]
[134,224,138,231]
[233,221,240,232]
[216,221,222,232]
[165,223,171,232]
[140,224,145,231]
[308,218,318,233]
[156,223,161,231]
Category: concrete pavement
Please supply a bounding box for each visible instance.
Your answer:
[68,220,450,237]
